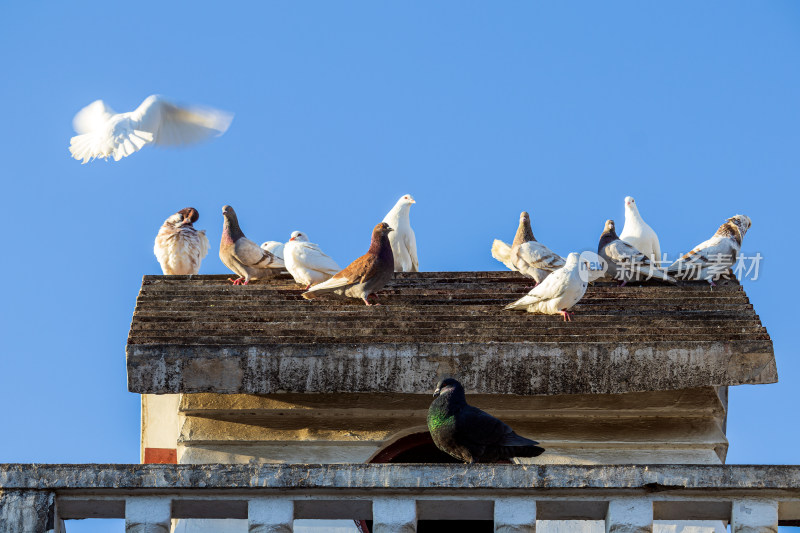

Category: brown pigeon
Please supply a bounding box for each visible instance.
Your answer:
[219,205,278,285]
[154,207,210,275]
[302,222,394,306]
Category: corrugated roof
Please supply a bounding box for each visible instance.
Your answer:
[126,272,776,395]
[129,272,768,345]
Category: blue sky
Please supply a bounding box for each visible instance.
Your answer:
[0,0,797,480]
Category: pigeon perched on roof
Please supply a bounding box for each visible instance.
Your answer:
[302,223,394,306]
[153,207,210,275]
[382,195,418,272]
[490,240,517,271]
[260,241,286,269]
[667,215,752,286]
[598,219,676,285]
[219,205,278,285]
[284,231,341,289]
[510,212,565,284]
[69,95,233,163]
[427,378,545,463]
[620,196,662,265]
[504,252,588,321]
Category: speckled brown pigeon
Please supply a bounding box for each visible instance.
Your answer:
[154,207,209,275]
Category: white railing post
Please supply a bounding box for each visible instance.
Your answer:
[494,498,536,533]
[373,498,417,533]
[125,497,171,533]
[731,500,778,533]
[606,499,653,533]
[248,499,294,533]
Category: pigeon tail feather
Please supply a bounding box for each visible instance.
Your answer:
[491,240,516,271]
[502,444,546,458]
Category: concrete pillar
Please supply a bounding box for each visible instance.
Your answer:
[731,500,778,533]
[0,490,55,533]
[606,499,653,533]
[248,499,294,533]
[373,498,417,533]
[494,498,537,533]
[125,497,171,533]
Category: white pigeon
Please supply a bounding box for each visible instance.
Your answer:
[154,207,210,275]
[69,95,233,163]
[504,252,588,321]
[260,241,286,269]
[284,231,341,289]
[668,215,752,286]
[619,196,662,265]
[490,239,517,271]
[382,194,418,272]
[510,212,565,284]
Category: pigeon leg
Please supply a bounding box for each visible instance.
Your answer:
[363,294,382,306]
[305,284,311,290]
[559,310,573,322]
[227,277,245,285]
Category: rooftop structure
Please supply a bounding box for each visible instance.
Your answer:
[0,272,781,532]
[127,272,775,395]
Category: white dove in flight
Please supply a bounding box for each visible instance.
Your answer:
[69,95,233,163]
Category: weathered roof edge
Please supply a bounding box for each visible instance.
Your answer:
[127,339,777,395]
[1,463,800,491]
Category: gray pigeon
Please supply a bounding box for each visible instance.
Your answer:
[302,222,394,306]
[219,205,278,285]
[598,219,676,285]
[668,215,751,286]
[427,378,545,463]
[510,212,565,284]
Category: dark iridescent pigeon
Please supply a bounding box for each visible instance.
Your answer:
[427,378,545,463]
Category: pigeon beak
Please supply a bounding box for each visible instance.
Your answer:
[433,387,441,398]
[289,237,295,241]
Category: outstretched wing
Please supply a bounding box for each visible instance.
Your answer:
[133,95,233,146]
[72,100,116,134]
